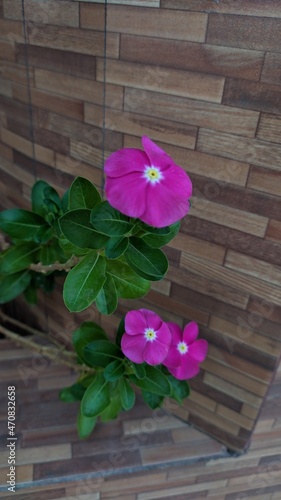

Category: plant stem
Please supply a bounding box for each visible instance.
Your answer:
[0,324,93,374]
[29,255,80,274]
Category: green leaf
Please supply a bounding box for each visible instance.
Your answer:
[142,222,180,248]
[63,251,106,312]
[106,259,150,299]
[95,273,118,315]
[104,360,125,382]
[0,209,47,241]
[129,366,171,396]
[142,390,164,409]
[91,201,134,237]
[77,407,97,439]
[167,375,190,403]
[58,236,88,258]
[32,180,61,217]
[125,238,168,281]
[81,373,111,418]
[69,177,101,210]
[100,390,123,422]
[0,243,39,275]
[131,362,146,380]
[119,378,135,411]
[61,188,70,213]
[39,238,67,265]
[0,270,31,303]
[105,236,129,259]
[59,383,86,402]
[72,321,108,363]
[24,282,38,304]
[84,340,123,368]
[59,209,108,250]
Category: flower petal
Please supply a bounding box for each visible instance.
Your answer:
[105,172,147,219]
[141,164,192,227]
[167,322,182,346]
[140,309,163,331]
[121,333,146,363]
[183,322,199,345]
[105,148,148,177]
[168,356,200,380]
[143,338,170,365]
[188,339,208,362]
[162,345,181,369]
[142,136,172,171]
[125,310,148,335]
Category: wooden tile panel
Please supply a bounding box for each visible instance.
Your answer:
[0,0,281,455]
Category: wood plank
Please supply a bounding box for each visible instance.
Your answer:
[107,5,207,42]
[27,23,119,58]
[97,58,225,103]
[209,315,281,358]
[3,0,79,27]
[180,253,281,309]
[204,372,263,409]
[189,197,268,237]
[169,265,249,309]
[265,219,281,244]
[225,250,281,288]
[16,44,96,80]
[0,61,30,85]
[168,233,225,265]
[223,78,281,114]
[124,88,259,137]
[216,405,255,431]
[0,39,15,61]
[121,34,264,81]
[261,52,281,85]
[35,69,123,108]
[0,127,33,157]
[257,113,281,143]
[197,128,281,171]
[247,165,281,197]
[0,77,12,97]
[207,14,281,51]
[162,0,281,17]
[85,104,197,150]
[55,153,102,188]
[0,18,23,42]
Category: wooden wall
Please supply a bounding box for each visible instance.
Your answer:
[0,0,281,452]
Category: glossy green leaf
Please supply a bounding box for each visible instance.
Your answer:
[59,209,108,249]
[129,366,171,396]
[63,251,106,312]
[104,360,125,382]
[0,243,39,275]
[72,321,108,363]
[0,270,31,303]
[77,407,97,439]
[142,222,180,248]
[95,273,118,315]
[61,188,70,213]
[0,209,47,241]
[60,383,86,402]
[23,282,38,304]
[119,378,135,411]
[115,316,125,348]
[81,373,110,417]
[131,362,146,380]
[167,375,190,403]
[100,390,123,422]
[58,236,88,257]
[142,390,163,409]
[105,236,129,259]
[69,177,101,210]
[91,201,134,237]
[39,238,67,265]
[84,340,123,368]
[125,238,168,281]
[31,180,52,217]
[106,259,150,299]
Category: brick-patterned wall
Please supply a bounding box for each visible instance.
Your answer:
[0,0,281,452]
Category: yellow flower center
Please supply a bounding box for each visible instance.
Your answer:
[143,165,163,185]
[177,342,188,355]
[144,328,157,342]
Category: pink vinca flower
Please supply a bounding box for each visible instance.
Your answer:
[121,309,172,366]
[163,322,208,380]
[104,136,192,228]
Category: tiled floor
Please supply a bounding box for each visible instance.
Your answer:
[0,338,280,499]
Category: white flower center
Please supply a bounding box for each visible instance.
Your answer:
[144,328,157,342]
[143,165,163,185]
[177,342,188,355]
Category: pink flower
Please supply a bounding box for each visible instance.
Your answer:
[121,309,172,366]
[163,322,208,380]
[104,136,192,228]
